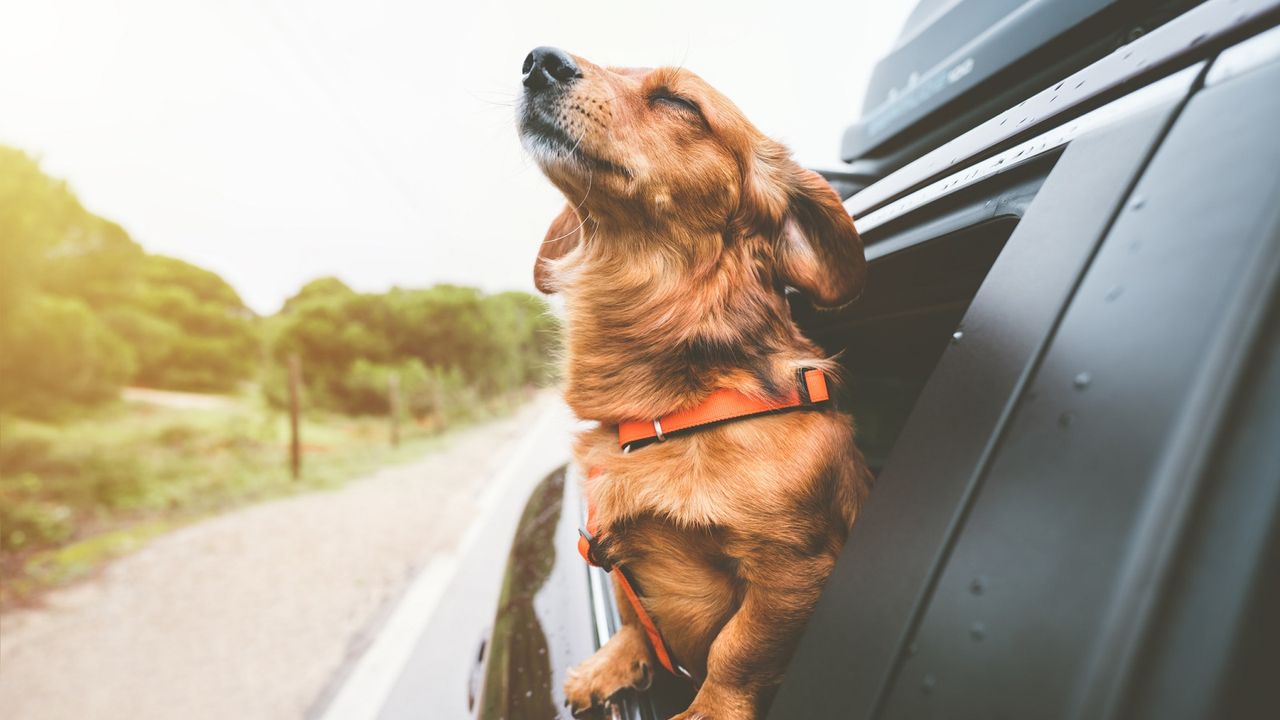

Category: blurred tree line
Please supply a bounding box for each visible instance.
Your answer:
[0,146,558,421]
[266,279,558,421]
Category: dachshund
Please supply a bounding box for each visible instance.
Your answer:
[518,46,872,720]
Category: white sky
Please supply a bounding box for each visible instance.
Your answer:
[0,0,913,314]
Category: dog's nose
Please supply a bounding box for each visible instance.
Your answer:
[522,46,582,91]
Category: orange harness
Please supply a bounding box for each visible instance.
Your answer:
[577,368,831,681]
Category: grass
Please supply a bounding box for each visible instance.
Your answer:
[0,389,531,607]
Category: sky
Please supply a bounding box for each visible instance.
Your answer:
[0,0,915,314]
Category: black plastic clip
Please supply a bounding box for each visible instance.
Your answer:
[796,366,816,405]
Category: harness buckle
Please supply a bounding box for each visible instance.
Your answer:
[652,418,666,441]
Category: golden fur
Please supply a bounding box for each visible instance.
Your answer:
[519,50,873,719]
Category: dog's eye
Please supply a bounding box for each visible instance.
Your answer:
[650,92,702,117]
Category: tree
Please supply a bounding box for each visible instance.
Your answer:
[267,285,557,416]
[0,146,260,414]
[281,276,355,313]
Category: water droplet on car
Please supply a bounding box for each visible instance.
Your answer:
[970,622,987,641]
[1073,372,1092,390]
[970,576,988,595]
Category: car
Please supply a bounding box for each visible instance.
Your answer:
[474,0,1280,717]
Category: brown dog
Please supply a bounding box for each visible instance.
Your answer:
[518,47,873,719]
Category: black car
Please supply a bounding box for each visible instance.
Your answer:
[477,0,1280,717]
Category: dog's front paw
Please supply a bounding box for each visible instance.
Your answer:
[563,626,653,717]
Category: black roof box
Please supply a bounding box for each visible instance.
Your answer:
[842,0,1206,172]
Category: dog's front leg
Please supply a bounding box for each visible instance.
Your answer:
[672,551,830,720]
[564,579,656,717]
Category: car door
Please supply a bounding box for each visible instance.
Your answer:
[771,26,1280,720]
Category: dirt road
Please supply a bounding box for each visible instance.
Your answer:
[0,393,567,720]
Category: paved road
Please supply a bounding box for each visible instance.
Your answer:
[314,397,577,720]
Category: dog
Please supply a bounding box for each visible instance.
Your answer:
[518,46,873,719]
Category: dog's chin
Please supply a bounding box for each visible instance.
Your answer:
[519,112,633,183]
[519,129,578,171]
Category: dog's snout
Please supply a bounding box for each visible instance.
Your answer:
[522,46,582,91]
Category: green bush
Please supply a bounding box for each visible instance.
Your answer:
[0,295,136,417]
[266,285,558,418]
[0,495,75,552]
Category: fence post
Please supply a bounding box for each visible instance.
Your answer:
[288,353,302,480]
[388,372,401,448]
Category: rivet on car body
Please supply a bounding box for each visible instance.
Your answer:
[1073,372,1092,390]
[970,621,987,641]
[921,673,937,694]
[951,330,964,344]
[970,576,988,595]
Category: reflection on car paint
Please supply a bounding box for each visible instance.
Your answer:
[479,469,564,719]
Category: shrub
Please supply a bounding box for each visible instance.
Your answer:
[0,295,135,418]
[265,285,558,418]
[0,495,75,552]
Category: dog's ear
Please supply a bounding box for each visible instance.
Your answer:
[534,204,582,294]
[776,167,866,308]
[744,144,866,309]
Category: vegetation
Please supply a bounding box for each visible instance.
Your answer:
[0,391,531,606]
[0,147,259,415]
[268,282,557,419]
[0,145,559,604]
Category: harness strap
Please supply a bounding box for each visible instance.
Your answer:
[617,368,830,449]
[576,369,834,682]
[577,496,687,679]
